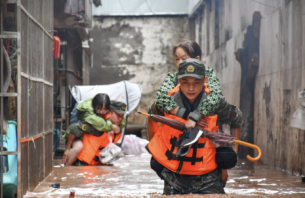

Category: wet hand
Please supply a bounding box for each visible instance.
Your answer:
[185,119,196,130]
[233,142,239,153]
[112,125,121,134]
[197,117,208,128]
[108,130,114,135]
[63,149,69,164]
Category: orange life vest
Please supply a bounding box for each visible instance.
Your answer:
[77,132,122,165]
[148,84,219,175]
[77,114,122,165]
[148,83,211,137]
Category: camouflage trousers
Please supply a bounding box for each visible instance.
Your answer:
[161,166,225,194]
[63,120,104,141]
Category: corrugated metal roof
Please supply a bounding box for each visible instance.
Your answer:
[93,0,190,16]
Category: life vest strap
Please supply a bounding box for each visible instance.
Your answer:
[166,136,206,166]
[165,151,203,164]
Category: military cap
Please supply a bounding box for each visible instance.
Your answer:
[110,101,126,114]
[177,58,206,79]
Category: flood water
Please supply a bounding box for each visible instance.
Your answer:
[24,154,305,198]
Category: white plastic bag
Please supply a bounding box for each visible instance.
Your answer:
[121,135,149,155]
[99,134,122,164]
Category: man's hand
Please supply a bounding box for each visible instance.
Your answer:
[221,169,228,184]
[112,125,121,134]
[233,126,241,153]
[63,149,69,164]
[233,142,239,153]
[169,106,179,115]
[185,119,196,130]
[197,117,208,128]
[108,130,114,136]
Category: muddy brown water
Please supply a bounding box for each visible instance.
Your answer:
[24,154,305,198]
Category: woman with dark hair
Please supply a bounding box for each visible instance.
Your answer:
[63,93,125,165]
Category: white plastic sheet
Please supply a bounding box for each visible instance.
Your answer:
[121,135,149,155]
[70,81,142,115]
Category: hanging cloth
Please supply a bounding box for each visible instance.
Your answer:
[52,36,61,59]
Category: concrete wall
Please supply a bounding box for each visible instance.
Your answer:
[90,16,190,124]
[192,0,305,175]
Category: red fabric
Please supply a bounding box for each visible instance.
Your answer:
[52,36,60,59]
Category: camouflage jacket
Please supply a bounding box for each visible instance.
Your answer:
[155,67,223,116]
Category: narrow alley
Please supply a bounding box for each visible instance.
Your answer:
[1,0,305,197]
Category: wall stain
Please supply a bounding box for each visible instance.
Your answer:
[90,19,144,84]
[267,129,273,151]
[91,20,144,66]
[263,81,271,118]
[282,90,291,125]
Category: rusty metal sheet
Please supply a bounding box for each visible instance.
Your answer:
[21,142,29,195]
[30,23,43,78]
[28,137,44,191]
[44,85,53,132]
[44,133,53,177]
[21,10,28,74]
[21,77,28,138]
[18,1,55,196]
[44,35,53,83]
[37,83,43,134]
[27,19,42,78]
[28,81,38,137]
[27,18,34,77]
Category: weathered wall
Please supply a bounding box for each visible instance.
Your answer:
[19,0,54,194]
[90,16,190,124]
[255,0,305,176]
[192,0,305,175]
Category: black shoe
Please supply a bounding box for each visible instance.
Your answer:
[180,126,203,148]
[176,145,191,157]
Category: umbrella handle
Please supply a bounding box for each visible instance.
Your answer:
[138,111,150,117]
[234,140,262,162]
